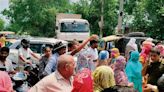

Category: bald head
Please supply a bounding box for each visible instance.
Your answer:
[57,54,74,69]
[57,55,75,80]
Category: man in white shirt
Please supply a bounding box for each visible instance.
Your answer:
[29,54,75,92]
[18,39,40,65]
[86,39,99,71]
[77,39,99,71]
[0,47,15,74]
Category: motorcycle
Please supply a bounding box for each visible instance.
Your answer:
[12,64,39,92]
[12,72,29,92]
[24,64,39,87]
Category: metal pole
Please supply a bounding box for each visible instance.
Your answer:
[100,0,104,38]
[116,0,124,34]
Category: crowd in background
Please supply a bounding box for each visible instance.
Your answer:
[0,34,164,92]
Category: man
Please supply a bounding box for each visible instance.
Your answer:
[0,47,14,74]
[68,35,98,56]
[77,39,99,71]
[18,39,40,65]
[68,35,98,72]
[44,41,66,75]
[142,47,164,86]
[29,55,75,92]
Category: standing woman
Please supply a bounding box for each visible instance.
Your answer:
[93,66,115,92]
[125,51,142,92]
[125,38,138,60]
[114,56,133,87]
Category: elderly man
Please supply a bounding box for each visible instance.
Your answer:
[28,55,75,92]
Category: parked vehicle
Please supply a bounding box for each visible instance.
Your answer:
[98,35,122,51]
[0,31,18,47]
[98,32,158,55]
[56,13,90,41]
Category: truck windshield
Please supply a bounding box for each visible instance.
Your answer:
[60,22,89,32]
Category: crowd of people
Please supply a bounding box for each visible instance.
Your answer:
[0,34,163,92]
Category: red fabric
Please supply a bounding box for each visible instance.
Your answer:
[0,71,13,92]
[140,45,152,65]
[0,42,2,48]
[72,68,93,92]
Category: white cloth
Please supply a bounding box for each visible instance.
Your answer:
[18,47,33,65]
[0,59,14,72]
[127,38,138,51]
[28,70,73,92]
[85,47,98,61]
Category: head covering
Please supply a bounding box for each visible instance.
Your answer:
[140,43,153,65]
[111,48,120,58]
[93,66,115,92]
[125,51,142,92]
[127,38,138,51]
[53,41,66,52]
[97,50,109,67]
[142,38,155,47]
[114,56,129,86]
[99,50,109,60]
[155,45,164,57]
[72,68,93,92]
[114,56,126,71]
[0,71,13,92]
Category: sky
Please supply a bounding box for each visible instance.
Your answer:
[0,0,9,25]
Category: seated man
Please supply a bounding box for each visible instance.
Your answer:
[29,55,75,92]
[18,39,40,65]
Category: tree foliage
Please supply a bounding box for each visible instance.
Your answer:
[124,0,164,40]
[2,0,69,37]
[2,0,164,39]
[71,0,118,36]
[0,18,5,31]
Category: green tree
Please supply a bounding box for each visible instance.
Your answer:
[2,0,70,37]
[124,0,164,40]
[0,18,5,31]
[71,0,118,37]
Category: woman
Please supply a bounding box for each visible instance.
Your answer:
[114,56,133,86]
[97,50,109,67]
[140,38,154,65]
[125,38,138,60]
[93,66,115,92]
[0,71,13,92]
[125,51,142,92]
[109,48,120,69]
[110,48,120,64]
[38,46,52,79]
[72,68,93,92]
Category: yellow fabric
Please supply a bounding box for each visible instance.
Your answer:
[0,37,6,47]
[93,66,115,92]
[111,48,120,58]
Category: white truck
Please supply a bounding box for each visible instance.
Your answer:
[55,13,90,41]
